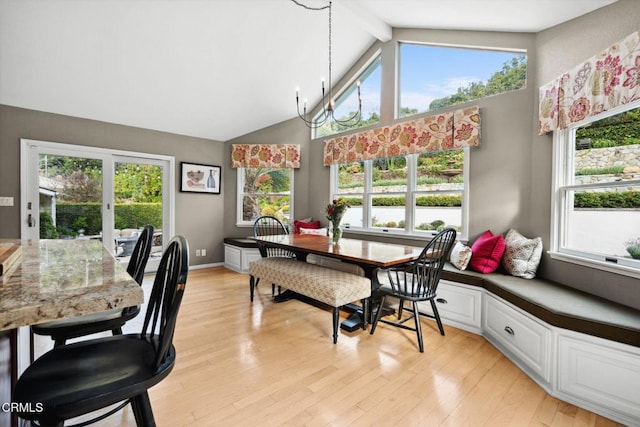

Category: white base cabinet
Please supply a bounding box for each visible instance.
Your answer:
[557,332,640,426]
[224,244,261,274]
[419,280,483,334]
[440,280,640,426]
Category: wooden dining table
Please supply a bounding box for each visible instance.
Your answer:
[0,238,144,427]
[252,234,426,330]
[253,233,425,275]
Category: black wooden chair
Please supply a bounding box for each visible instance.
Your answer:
[250,215,296,301]
[13,235,189,427]
[370,228,457,352]
[31,225,155,347]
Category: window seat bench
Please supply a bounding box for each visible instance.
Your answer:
[436,264,640,425]
[441,264,640,347]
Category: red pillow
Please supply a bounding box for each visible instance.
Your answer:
[469,230,506,273]
[293,220,321,234]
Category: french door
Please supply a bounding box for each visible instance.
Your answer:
[21,139,175,272]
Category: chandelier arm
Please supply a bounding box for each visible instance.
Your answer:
[291,0,362,132]
[290,0,330,11]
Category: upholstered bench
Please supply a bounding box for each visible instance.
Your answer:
[248,257,371,343]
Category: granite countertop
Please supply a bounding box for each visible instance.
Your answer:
[0,239,144,331]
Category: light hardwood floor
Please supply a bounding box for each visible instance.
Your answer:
[33,267,621,426]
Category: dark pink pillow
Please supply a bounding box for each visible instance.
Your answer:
[469,230,506,273]
[293,220,321,234]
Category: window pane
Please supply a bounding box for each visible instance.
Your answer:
[240,168,291,224]
[337,162,364,194]
[417,150,464,191]
[564,187,640,259]
[341,196,363,228]
[373,156,407,192]
[574,106,640,184]
[114,161,163,260]
[315,56,381,138]
[399,43,526,118]
[38,154,102,239]
[414,193,462,232]
[372,195,405,230]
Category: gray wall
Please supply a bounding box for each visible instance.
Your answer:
[0,104,226,265]
[531,0,640,308]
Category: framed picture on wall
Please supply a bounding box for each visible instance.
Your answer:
[180,162,221,194]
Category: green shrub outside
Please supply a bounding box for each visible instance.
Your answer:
[341,191,639,210]
[574,191,640,208]
[39,211,59,239]
[56,202,162,236]
[575,166,625,176]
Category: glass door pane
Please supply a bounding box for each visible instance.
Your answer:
[114,160,164,267]
[38,154,103,240]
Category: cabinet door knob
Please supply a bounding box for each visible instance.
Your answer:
[504,326,515,335]
[436,298,448,304]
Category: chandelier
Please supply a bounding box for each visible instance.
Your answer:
[292,0,362,130]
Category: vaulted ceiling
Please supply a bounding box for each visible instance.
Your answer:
[0,0,618,141]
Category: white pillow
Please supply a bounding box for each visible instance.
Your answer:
[449,241,472,270]
[501,229,543,279]
[299,227,328,236]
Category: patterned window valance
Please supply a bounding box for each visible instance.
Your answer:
[323,105,480,166]
[538,31,640,135]
[231,144,301,168]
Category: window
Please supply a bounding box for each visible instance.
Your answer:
[551,102,640,277]
[399,43,526,118]
[314,55,381,139]
[331,148,468,238]
[237,167,294,226]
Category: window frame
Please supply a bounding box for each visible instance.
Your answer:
[236,167,295,227]
[550,100,640,279]
[312,53,382,139]
[329,148,469,241]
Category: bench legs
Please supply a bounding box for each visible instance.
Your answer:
[251,276,370,345]
[249,275,258,302]
[332,308,339,344]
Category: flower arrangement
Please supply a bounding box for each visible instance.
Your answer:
[325,199,349,242]
[625,237,640,259]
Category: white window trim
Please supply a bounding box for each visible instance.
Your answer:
[330,147,469,241]
[236,167,295,227]
[549,101,640,279]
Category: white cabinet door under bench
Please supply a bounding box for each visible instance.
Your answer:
[482,293,553,386]
[418,280,482,334]
[557,331,640,426]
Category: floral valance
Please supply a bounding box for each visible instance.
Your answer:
[538,31,640,135]
[231,144,301,168]
[323,105,480,166]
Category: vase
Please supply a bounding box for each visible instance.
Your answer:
[330,223,342,243]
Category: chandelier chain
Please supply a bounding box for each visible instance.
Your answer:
[291,0,362,130]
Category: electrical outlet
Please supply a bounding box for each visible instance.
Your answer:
[0,197,14,206]
[201,249,206,256]
[195,249,201,256]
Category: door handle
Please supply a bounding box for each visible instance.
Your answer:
[504,326,515,335]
